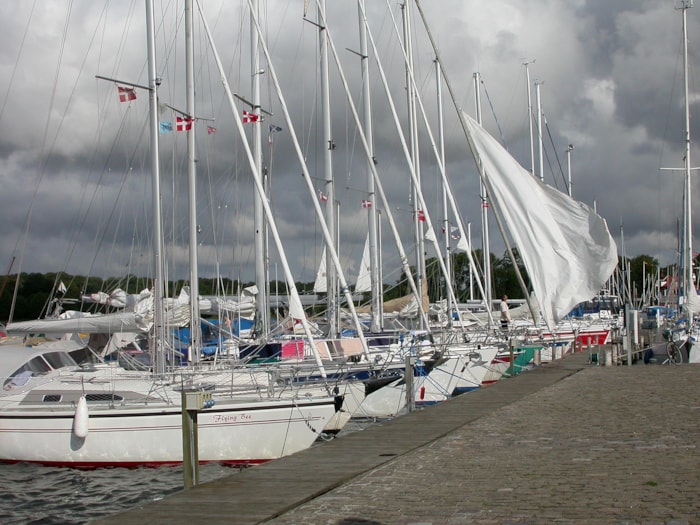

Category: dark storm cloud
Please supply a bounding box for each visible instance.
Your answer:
[1,0,698,286]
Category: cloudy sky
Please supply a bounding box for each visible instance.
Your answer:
[0,0,697,292]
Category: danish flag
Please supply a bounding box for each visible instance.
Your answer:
[118,86,136,102]
[243,110,260,123]
[176,116,194,132]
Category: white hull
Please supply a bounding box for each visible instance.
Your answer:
[0,396,337,466]
[350,350,497,418]
[0,343,340,467]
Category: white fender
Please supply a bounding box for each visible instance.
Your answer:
[72,395,89,438]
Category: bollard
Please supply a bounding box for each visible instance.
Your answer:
[554,345,562,360]
[509,340,515,377]
[605,347,613,366]
[405,355,415,413]
[534,347,541,366]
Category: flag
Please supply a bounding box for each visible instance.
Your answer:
[207,126,217,134]
[416,209,426,222]
[118,86,136,103]
[361,199,372,208]
[243,110,260,123]
[268,125,283,144]
[159,121,173,134]
[58,281,67,294]
[441,225,461,240]
[319,191,328,202]
[176,116,194,132]
[462,111,617,328]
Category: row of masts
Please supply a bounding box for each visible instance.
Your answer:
[148,0,694,366]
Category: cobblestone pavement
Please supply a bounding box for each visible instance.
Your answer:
[268,362,700,525]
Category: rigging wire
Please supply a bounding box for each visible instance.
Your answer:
[544,120,566,193]
[9,0,75,323]
[480,80,507,148]
[0,0,37,123]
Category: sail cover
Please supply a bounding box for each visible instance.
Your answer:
[463,112,618,328]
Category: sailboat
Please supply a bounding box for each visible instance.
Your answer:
[0,0,342,467]
[668,0,699,364]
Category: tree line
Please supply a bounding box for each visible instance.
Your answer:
[0,252,668,323]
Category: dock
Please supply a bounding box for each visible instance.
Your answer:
[92,349,700,524]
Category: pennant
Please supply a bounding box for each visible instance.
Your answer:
[58,281,67,294]
[416,209,426,222]
[268,125,283,144]
[176,116,194,132]
[243,110,260,123]
[361,199,372,209]
[118,86,136,103]
[319,191,328,202]
[443,225,460,240]
[207,126,217,134]
[159,121,173,134]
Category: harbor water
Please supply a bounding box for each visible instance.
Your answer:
[0,462,239,524]
[0,419,376,524]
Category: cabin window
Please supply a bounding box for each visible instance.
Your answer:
[43,352,78,370]
[3,356,52,388]
[85,393,123,403]
[42,394,62,403]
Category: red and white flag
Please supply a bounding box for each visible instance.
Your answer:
[416,209,426,222]
[242,110,260,123]
[361,199,372,209]
[319,191,328,202]
[176,116,194,132]
[118,86,136,103]
[207,126,217,134]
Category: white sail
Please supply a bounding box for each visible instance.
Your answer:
[313,247,327,293]
[355,236,371,293]
[463,112,618,328]
[683,281,700,316]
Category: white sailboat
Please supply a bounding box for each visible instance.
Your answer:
[0,0,342,467]
[671,0,700,363]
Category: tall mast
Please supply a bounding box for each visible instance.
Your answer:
[185,0,201,364]
[251,0,268,337]
[319,0,338,338]
[681,0,694,309]
[566,144,574,198]
[523,60,536,176]
[402,1,426,330]
[536,81,545,182]
[474,72,492,317]
[436,58,452,324]
[358,0,382,333]
[146,0,166,374]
